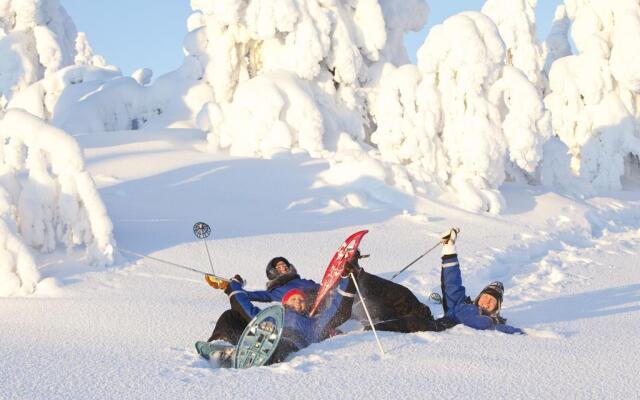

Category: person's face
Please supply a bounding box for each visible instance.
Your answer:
[275,261,289,275]
[284,294,306,313]
[477,293,498,313]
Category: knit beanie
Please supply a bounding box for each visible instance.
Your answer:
[282,289,306,304]
[475,281,504,313]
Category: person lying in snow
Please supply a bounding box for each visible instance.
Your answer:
[201,273,355,367]
[343,254,453,333]
[203,256,319,344]
[437,228,524,334]
[343,228,524,335]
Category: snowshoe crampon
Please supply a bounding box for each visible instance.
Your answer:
[234,304,285,369]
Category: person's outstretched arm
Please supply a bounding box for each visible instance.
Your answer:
[245,289,275,302]
[441,255,469,310]
[248,279,320,302]
[457,311,525,334]
[313,276,356,339]
[227,279,262,323]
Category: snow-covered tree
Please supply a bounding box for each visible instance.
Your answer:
[186,0,429,157]
[482,0,547,93]
[368,12,550,213]
[545,0,640,189]
[0,0,130,129]
[0,196,39,296]
[417,12,508,212]
[0,0,98,104]
[543,5,572,75]
[0,109,115,296]
[480,0,553,182]
[490,66,551,181]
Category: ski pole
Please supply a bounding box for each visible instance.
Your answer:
[389,228,459,281]
[119,247,227,281]
[350,272,385,357]
[389,241,440,281]
[193,222,216,275]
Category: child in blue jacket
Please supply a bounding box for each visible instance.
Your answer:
[201,274,355,366]
[439,228,524,334]
[228,274,355,363]
[204,256,320,344]
[341,229,524,335]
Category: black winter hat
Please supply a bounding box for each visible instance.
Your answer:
[475,281,504,313]
[266,257,292,280]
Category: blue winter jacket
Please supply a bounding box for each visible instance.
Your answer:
[442,256,523,334]
[246,277,319,303]
[229,277,354,350]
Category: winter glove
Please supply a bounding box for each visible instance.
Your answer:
[441,227,460,256]
[495,324,526,335]
[223,274,246,295]
[231,274,245,286]
[205,275,229,290]
[342,250,363,278]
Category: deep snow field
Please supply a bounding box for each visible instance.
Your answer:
[1,129,639,399]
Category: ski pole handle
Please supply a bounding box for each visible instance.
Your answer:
[204,274,230,290]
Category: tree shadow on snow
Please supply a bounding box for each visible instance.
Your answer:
[508,283,640,326]
[99,155,415,254]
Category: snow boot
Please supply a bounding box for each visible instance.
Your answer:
[195,340,235,368]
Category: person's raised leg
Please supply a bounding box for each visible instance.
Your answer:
[206,308,248,345]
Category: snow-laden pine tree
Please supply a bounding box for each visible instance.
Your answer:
[0,0,104,106]
[0,109,116,296]
[480,0,552,184]
[0,0,128,128]
[545,0,640,189]
[369,12,550,213]
[417,12,504,213]
[543,5,572,75]
[481,0,547,93]
[186,0,428,157]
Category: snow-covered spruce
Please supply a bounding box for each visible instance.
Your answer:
[369,12,550,213]
[0,109,115,275]
[0,0,175,134]
[544,0,640,190]
[0,0,146,133]
[7,64,120,123]
[481,0,547,94]
[0,0,105,107]
[7,60,212,135]
[187,0,428,157]
[542,5,572,76]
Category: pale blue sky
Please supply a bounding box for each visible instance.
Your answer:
[60,1,564,77]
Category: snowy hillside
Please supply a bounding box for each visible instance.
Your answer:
[2,0,640,399]
[1,128,640,399]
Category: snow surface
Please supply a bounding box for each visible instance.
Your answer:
[1,128,639,399]
[2,1,640,398]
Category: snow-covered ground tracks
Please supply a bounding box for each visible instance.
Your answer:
[2,129,639,399]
